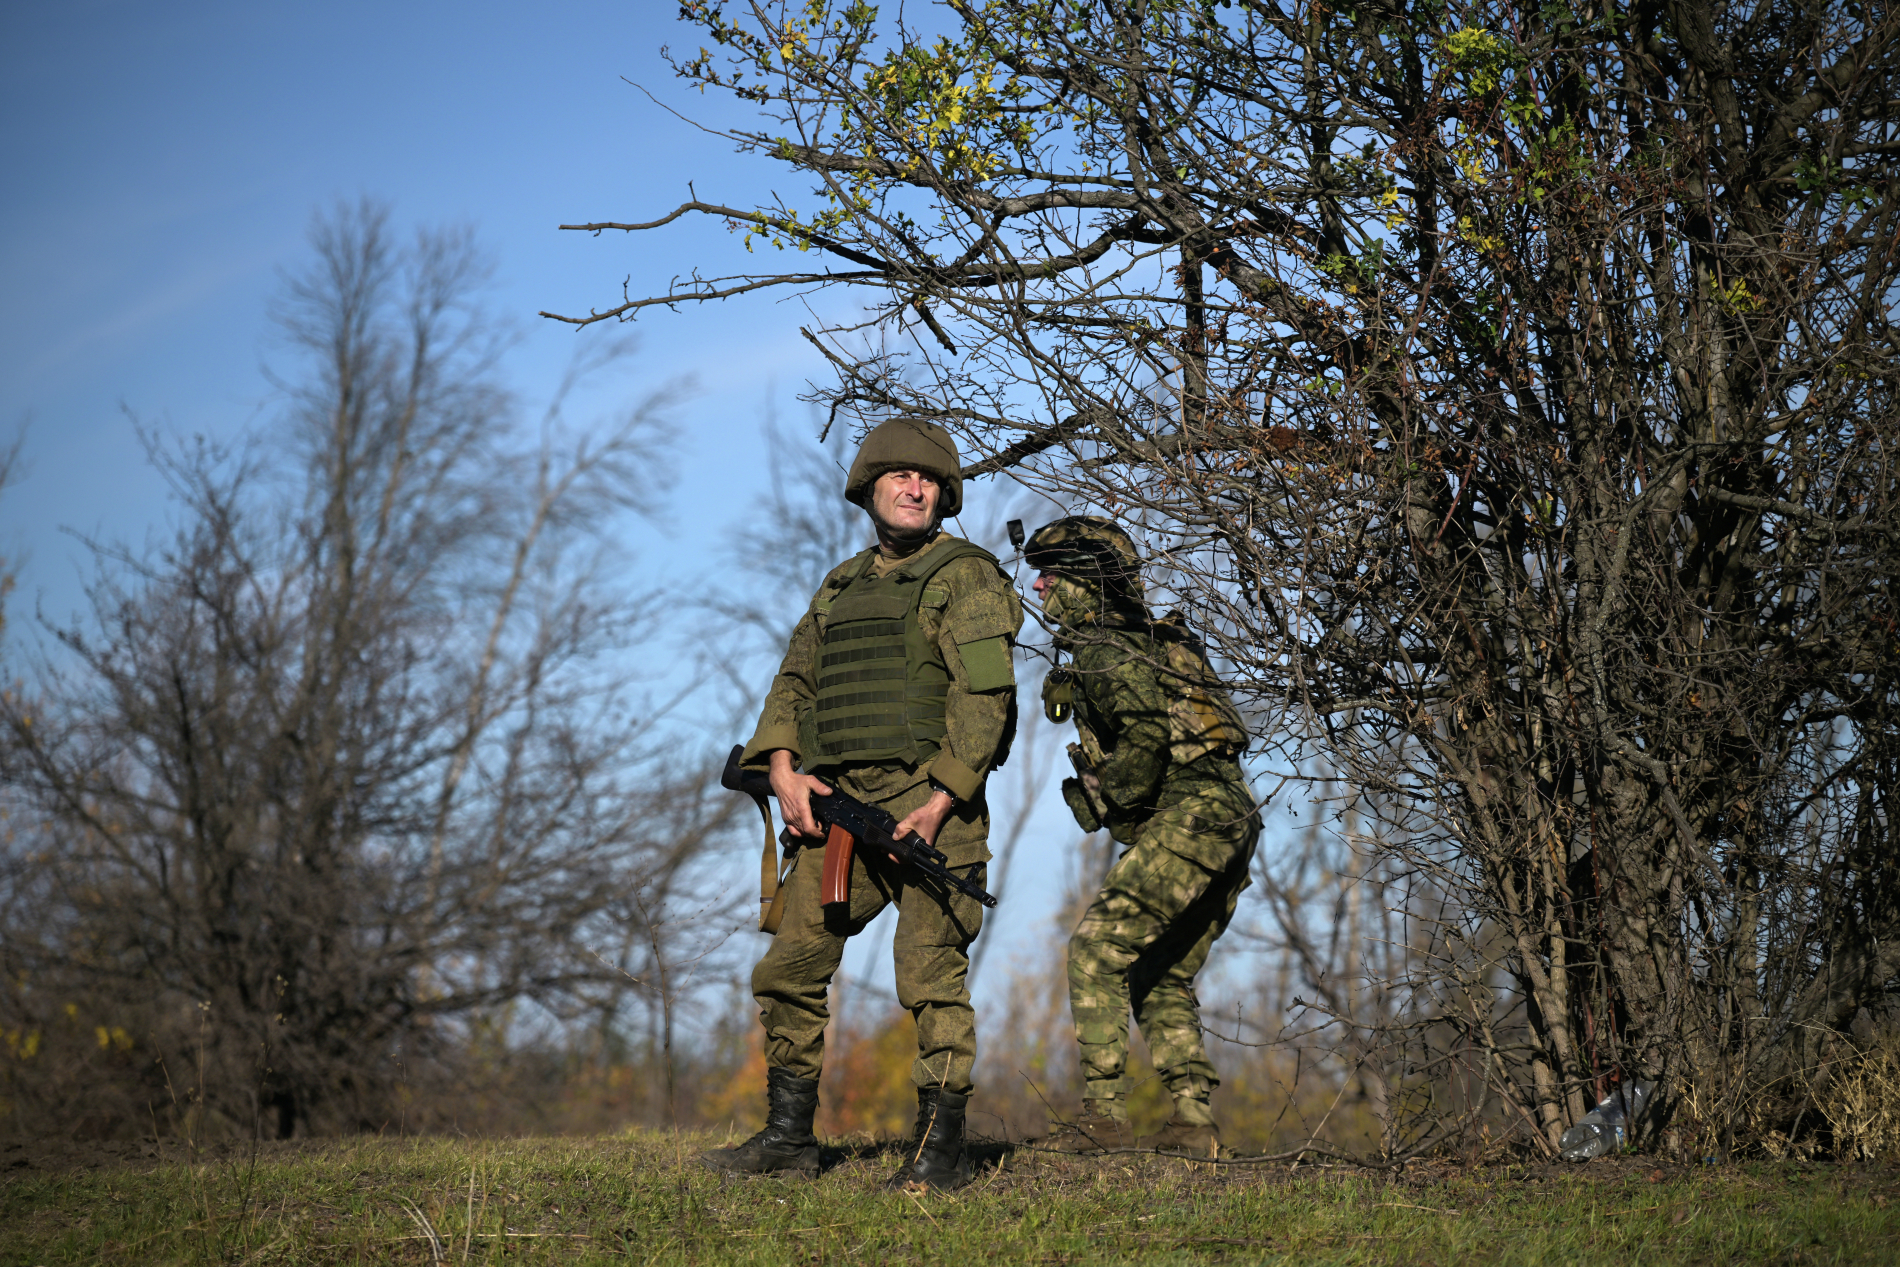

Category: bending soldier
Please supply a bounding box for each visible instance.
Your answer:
[702,420,1022,1190]
[1024,517,1260,1158]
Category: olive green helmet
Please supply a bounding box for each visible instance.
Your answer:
[1023,515,1145,601]
[844,418,963,518]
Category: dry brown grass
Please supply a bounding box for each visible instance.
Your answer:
[1821,1031,1900,1163]
[16,938,1885,1165]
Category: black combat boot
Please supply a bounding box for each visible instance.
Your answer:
[699,1067,821,1175]
[886,1086,973,1191]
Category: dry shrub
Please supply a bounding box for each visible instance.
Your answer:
[971,952,1078,1141]
[1205,1040,1387,1158]
[0,995,169,1141]
[1667,1057,1800,1161]
[1820,1032,1900,1163]
[699,1000,936,1141]
[698,1035,770,1137]
[0,976,770,1142]
[1657,1024,1900,1163]
[817,1007,920,1139]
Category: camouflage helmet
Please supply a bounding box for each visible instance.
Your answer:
[844,418,963,518]
[1023,515,1144,601]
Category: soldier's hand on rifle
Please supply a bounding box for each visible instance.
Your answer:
[894,788,956,852]
[768,750,832,838]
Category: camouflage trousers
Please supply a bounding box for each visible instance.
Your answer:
[751,781,989,1095]
[1068,796,1259,1106]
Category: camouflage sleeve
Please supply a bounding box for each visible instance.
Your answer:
[1077,637,1171,811]
[924,555,1024,802]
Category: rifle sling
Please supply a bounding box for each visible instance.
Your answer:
[752,792,795,934]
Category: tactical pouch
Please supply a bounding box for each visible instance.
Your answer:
[1042,668,1075,723]
[1061,776,1102,833]
[1154,613,1249,761]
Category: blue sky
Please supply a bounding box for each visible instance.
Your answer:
[0,1,1110,1040]
[2,2,822,594]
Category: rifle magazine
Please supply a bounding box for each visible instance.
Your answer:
[821,822,856,906]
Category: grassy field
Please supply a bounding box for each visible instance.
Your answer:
[3,1131,1896,1265]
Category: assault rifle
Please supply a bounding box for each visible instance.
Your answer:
[720,745,998,931]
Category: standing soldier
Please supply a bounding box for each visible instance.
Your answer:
[702,419,1022,1190]
[1024,517,1260,1158]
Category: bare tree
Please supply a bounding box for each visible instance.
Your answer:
[0,428,21,643]
[553,2,1900,1155]
[0,202,742,1138]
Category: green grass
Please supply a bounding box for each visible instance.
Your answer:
[3,1131,1896,1264]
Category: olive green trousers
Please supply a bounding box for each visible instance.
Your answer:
[751,790,989,1095]
[1068,797,1259,1105]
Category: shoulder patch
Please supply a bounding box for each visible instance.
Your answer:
[958,635,1015,693]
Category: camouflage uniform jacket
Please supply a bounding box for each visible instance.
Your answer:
[1062,622,1255,861]
[741,532,1022,843]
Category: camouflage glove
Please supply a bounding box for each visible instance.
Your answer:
[1061,777,1102,833]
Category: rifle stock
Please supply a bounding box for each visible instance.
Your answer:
[720,745,998,909]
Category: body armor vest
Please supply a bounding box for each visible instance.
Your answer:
[803,539,999,771]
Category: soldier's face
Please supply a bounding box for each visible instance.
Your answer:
[871,468,941,533]
[1035,572,1098,626]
